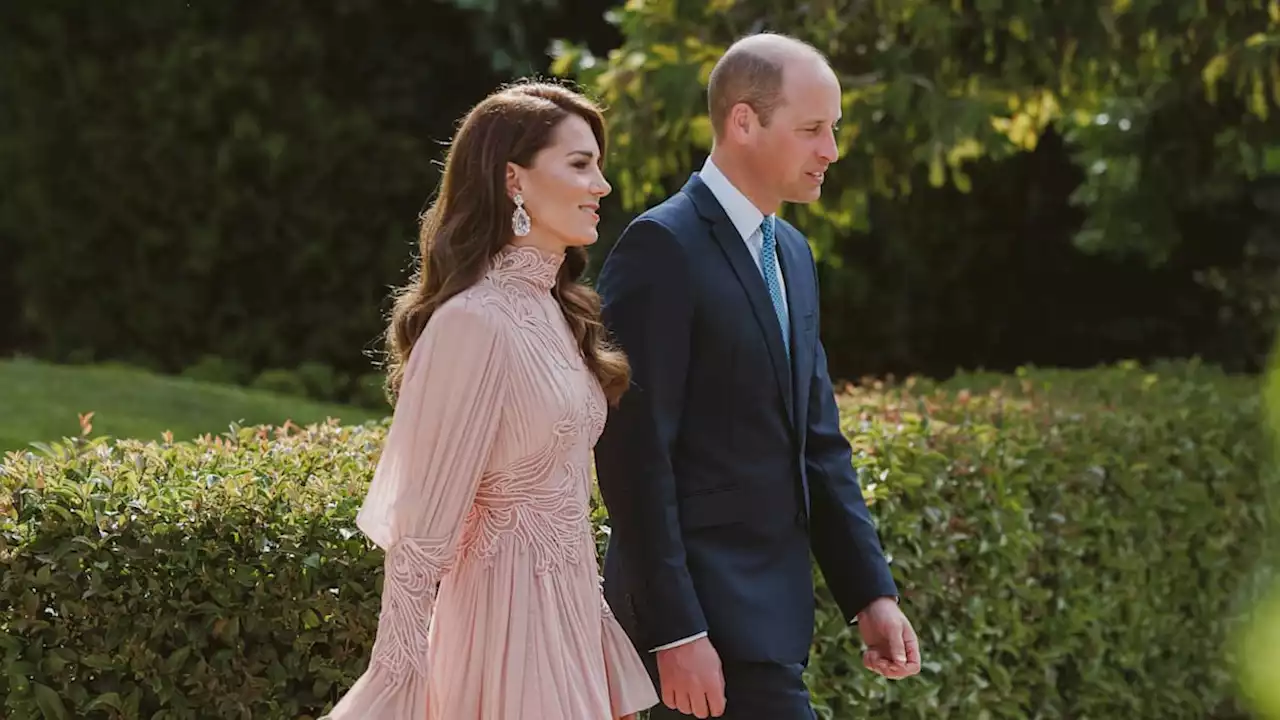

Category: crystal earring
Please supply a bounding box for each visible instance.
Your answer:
[512,193,531,236]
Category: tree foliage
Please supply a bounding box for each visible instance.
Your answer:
[555,0,1280,263]
[0,1,1272,381]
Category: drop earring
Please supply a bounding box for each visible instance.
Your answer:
[512,193,531,236]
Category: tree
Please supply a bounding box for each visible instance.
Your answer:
[555,0,1280,263]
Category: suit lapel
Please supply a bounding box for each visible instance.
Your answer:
[684,175,794,426]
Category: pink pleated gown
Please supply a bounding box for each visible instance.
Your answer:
[323,245,658,719]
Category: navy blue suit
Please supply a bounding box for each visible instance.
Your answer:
[594,172,898,718]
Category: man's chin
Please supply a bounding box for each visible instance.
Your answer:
[785,187,824,205]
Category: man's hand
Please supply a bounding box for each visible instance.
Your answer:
[857,597,921,680]
[655,636,727,718]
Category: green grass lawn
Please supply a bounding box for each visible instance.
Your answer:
[0,358,384,452]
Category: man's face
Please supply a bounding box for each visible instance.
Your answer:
[749,58,842,205]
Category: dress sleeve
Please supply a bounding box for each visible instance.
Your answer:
[353,295,509,683]
[600,588,662,716]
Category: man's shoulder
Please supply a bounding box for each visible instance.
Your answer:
[774,215,806,241]
[775,215,815,257]
[624,189,699,239]
[600,190,702,282]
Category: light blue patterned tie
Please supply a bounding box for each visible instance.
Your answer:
[759,216,790,358]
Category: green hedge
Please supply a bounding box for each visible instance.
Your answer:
[0,362,1271,719]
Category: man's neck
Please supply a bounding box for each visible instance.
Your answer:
[709,147,780,216]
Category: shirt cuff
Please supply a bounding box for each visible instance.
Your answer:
[650,631,708,652]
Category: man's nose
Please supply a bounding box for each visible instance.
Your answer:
[819,127,839,163]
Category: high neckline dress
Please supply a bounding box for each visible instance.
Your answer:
[322,244,658,719]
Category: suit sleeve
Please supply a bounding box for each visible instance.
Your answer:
[593,217,707,651]
[803,255,899,623]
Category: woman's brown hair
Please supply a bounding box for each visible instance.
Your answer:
[383,80,629,405]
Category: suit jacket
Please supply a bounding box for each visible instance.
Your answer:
[593,172,898,664]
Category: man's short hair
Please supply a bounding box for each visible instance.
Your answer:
[707,33,826,137]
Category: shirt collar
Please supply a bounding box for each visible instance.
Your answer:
[699,157,771,242]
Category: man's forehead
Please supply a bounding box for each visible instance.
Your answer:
[778,65,841,107]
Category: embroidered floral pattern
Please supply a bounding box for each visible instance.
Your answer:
[486,245,563,294]
[480,248,584,373]
[460,415,595,574]
[368,536,454,682]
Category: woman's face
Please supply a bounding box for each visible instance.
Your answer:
[508,114,611,248]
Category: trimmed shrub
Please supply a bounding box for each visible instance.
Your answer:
[809,360,1272,719]
[0,363,1270,719]
[1,421,382,719]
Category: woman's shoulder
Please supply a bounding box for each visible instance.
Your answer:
[432,283,516,335]
[405,290,514,376]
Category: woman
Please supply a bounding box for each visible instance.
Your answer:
[323,82,658,719]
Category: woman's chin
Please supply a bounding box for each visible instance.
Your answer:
[564,230,599,247]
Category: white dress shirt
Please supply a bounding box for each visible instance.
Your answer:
[649,158,789,653]
[699,158,788,317]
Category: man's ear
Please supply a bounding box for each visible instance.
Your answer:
[726,102,758,143]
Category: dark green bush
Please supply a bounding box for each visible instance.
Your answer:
[180,356,253,387]
[350,373,392,412]
[294,362,348,404]
[181,356,370,407]
[0,363,1270,719]
[0,0,560,381]
[249,369,310,399]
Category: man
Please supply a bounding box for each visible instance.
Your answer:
[593,32,921,719]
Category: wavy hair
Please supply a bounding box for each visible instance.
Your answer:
[383,81,629,405]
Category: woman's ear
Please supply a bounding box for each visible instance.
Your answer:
[505,162,523,200]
